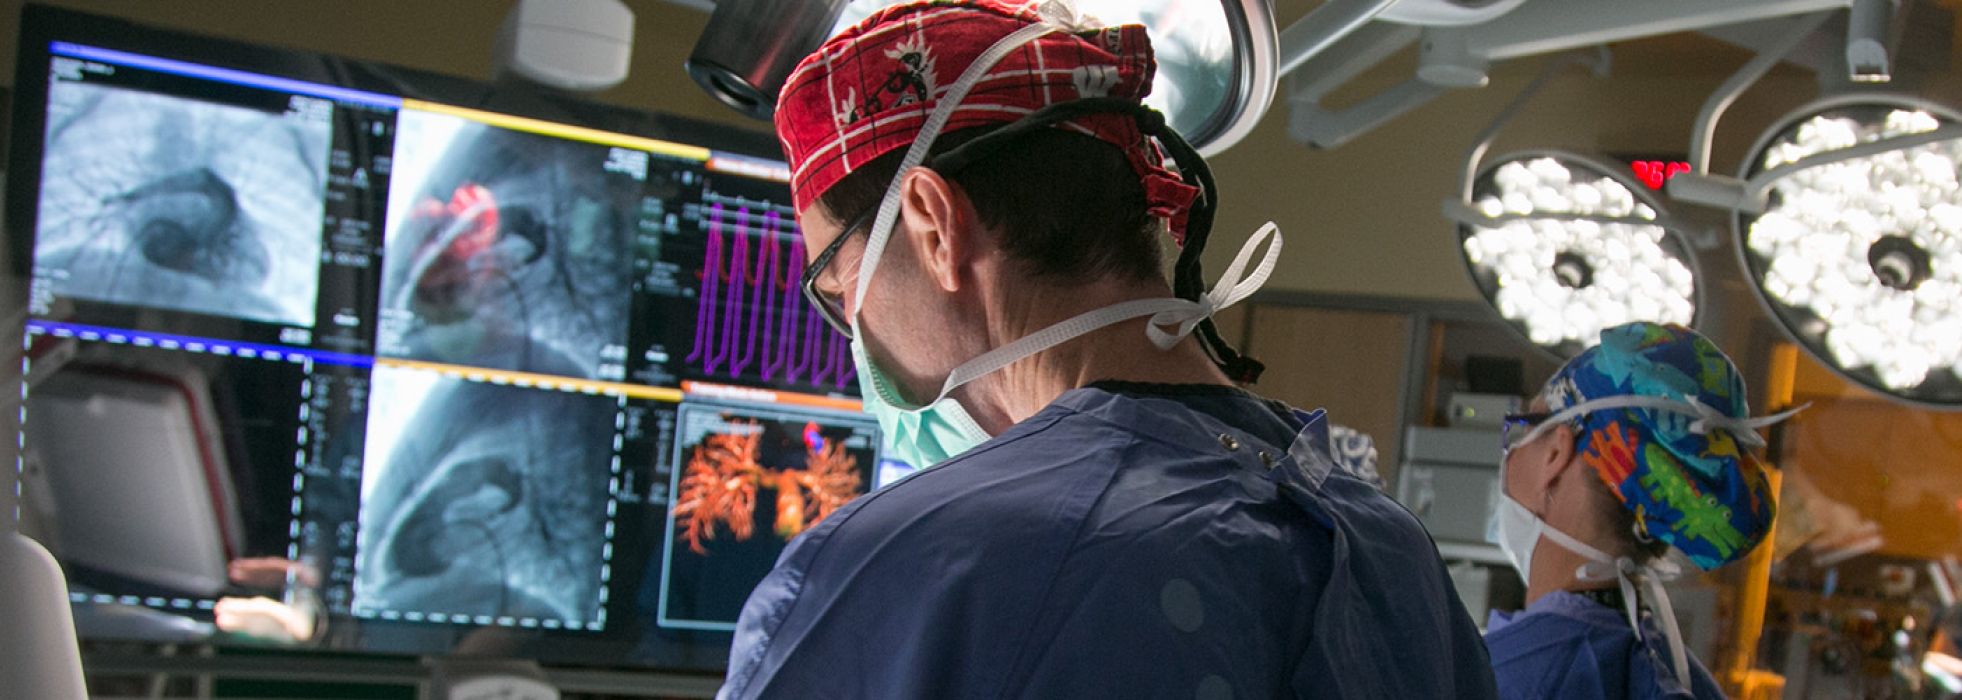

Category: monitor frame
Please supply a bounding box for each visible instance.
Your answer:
[3,3,811,677]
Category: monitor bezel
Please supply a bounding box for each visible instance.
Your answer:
[4,3,800,675]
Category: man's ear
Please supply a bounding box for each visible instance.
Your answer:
[896,166,971,293]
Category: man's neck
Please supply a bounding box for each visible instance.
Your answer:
[956,279,1233,434]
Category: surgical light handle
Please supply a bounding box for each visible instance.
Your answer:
[1687,11,1834,175]
[1458,48,1610,202]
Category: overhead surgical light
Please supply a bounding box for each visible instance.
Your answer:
[1735,96,1962,406]
[808,0,1280,156]
[1441,52,1695,359]
[1453,151,1700,358]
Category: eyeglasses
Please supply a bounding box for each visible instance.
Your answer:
[801,206,878,338]
[1501,411,1555,451]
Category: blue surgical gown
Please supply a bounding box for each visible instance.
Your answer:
[720,382,1497,699]
[1485,590,1725,699]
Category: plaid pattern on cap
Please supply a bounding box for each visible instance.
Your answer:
[1543,322,1778,570]
[774,0,1200,241]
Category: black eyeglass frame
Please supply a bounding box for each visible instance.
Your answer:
[800,204,879,338]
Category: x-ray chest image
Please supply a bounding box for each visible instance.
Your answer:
[352,365,622,628]
[375,110,639,381]
[659,404,879,629]
[31,80,331,326]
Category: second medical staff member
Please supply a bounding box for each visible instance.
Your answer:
[718,1,1497,698]
[1488,322,1795,699]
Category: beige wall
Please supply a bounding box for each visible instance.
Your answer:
[3,1,1957,304]
[1241,305,1414,480]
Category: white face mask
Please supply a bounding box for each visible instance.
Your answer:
[1488,491,1544,584]
[1487,480,1627,589]
[846,2,1282,467]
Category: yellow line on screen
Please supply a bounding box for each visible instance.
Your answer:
[400,99,712,161]
[374,358,685,402]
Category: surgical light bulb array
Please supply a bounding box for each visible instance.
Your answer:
[1741,106,1962,395]
[1460,155,1697,354]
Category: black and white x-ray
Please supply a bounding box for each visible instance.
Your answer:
[31,81,330,326]
[352,365,619,628]
[374,110,638,381]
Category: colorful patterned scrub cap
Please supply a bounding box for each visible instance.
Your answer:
[773,0,1201,241]
[1541,322,1778,570]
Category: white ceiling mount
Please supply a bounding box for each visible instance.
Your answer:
[1281,0,1871,150]
[1417,28,1491,88]
[1277,0,1400,76]
[1455,0,1855,62]
[1376,0,1528,27]
[494,0,635,92]
[1284,23,1442,149]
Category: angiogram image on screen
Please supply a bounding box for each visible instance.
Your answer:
[686,197,856,394]
[660,403,877,630]
[376,110,637,381]
[353,365,622,629]
[30,80,331,326]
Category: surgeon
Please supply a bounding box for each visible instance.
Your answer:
[1486,322,1799,699]
[717,1,1497,697]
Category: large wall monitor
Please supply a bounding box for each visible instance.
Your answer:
[5,5,890,673]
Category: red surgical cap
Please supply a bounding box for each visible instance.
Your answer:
[773,0,1201,243]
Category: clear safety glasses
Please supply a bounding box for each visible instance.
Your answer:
[1500,411,1554,451]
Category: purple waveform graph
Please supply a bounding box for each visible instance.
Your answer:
[685,203,856,392]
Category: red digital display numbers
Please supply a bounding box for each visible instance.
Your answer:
[1631,160,1692,190]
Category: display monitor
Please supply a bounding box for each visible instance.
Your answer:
[3,4,895,673]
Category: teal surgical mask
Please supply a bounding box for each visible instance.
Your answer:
[851,338,990,469]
